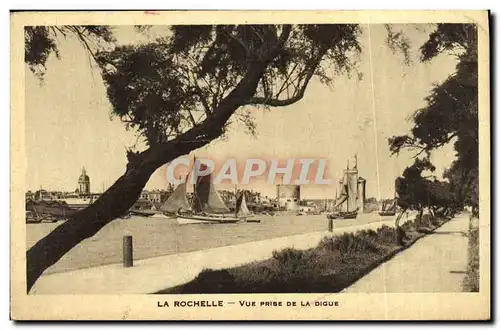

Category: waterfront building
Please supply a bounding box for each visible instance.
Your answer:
[276,184,301,211]
[34,189,53,201]
[139,190,169,204]
[148,190,164,203]
[25,190,35,201]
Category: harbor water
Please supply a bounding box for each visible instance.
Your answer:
[27,212,403,275]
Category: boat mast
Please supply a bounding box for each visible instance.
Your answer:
[346,159,349,212]
[234,184,237,216]
[277,176,281,212]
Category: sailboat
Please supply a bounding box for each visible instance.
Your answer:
[159,159,244,224]
[235,191,261,223]
[235,192,250,218]
[378,198,397,216]
[150,179,192,219]
[327,157,360,220]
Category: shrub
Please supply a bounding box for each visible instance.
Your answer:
[272,248,308,272]
[318,232,380,254]
[420,214,433,227]
[400,219,416,232]
[376,225,397,244]
[157,218,439,294]
[430,215,440,227]
[463,225,480,292]
[180,268,236,293]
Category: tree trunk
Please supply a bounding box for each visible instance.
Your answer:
[395,207,409,227]
[26,60,270,293]
[472,205,479,217]
[26,162,157,292]
[416,207,424,230]
[429,207,435,219]
[394,207,408,245]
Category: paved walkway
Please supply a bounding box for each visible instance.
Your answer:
[344,214,470,293]
[30,218,410,294]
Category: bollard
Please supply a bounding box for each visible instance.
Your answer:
[328,217,334,232]
[123,235,133,267]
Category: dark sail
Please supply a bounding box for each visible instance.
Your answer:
[337,172,350,211]
[193,162,230,214]
[160,182,192,213]
[334,157,360,213]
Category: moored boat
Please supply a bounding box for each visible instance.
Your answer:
[327,210,358,220]
[378,198,397,216]
[129,209,156,217]
[160,157,252,224]
[176,213,240,224]
[150,212,176,219]
[25,200,77,223]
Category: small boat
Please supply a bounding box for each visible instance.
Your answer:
[26,200,77,223]
[378,210,396,216]
[235,191,261,223]
[150,212,176,219]
[378,198,397,216]
[129,209,156,217]
[26,211,42,223]
[327,210,358,220]
[176,213,241,224]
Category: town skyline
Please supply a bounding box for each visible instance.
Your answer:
[26,24,457,200]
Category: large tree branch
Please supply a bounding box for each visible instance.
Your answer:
[26,59,269,293]
[244,63,316,107]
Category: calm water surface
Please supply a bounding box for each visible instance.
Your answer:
[27,213,398,274]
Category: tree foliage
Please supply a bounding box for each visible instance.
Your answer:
[396,157,455,217]
[25,25,115,79]
[389,24,478,209]
[95,25,362,146]
[24,24,363,292]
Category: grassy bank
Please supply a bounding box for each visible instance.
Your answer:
[463,217,479,292]
[157,216,449,294]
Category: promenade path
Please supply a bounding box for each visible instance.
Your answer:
[344,213,470,293]
[31,217,408,294]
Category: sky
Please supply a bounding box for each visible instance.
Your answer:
[25,24,458,200]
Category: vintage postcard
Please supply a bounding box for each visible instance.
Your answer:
[10,10,490,320]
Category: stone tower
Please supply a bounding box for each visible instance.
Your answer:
[78,167,90,195]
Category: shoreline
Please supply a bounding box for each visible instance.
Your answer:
[29,217,412,294]
[28,212,413,275]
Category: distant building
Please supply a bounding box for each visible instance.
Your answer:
[140,191,149,201]
[219,190,236,205]
[147,190,163,203]
[77,167,90,195]
[303,199,336,211]
[34,189,54,201]
[138,189,169,205]
[276,185,301,211]
[25,191,35,201]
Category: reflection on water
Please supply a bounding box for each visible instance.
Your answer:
[27,213,394,275]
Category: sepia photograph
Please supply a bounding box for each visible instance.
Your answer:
[10,10,490,320]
